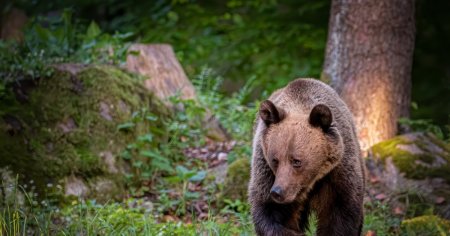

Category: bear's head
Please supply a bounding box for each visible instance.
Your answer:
[259,100,344,204]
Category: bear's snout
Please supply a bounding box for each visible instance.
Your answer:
[270,186,284,202]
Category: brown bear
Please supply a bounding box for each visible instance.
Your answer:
[248,78,365,236]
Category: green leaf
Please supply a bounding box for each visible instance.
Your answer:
[34,25,50,42]
[411,102,419,110]
[120,150,132,160]
[86,21,101,39]
[129,50,140,56]
[113,32,134,40]
[189,171,206,182]
[140,150,163,158]
[151,158,173,173]
[146,115,157,121]
[175,165,189,175]
[184,191,200,199]
[132,161,143,168]
[165,176,182,184]
[117,122,135,131]
[137,134,153,143]
[141,150,173,172]
[127,143,138,149]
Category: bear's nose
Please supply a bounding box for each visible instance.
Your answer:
[270,186,283,201]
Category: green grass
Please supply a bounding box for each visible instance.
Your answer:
[0,197,254,236]
[1,180,447,236]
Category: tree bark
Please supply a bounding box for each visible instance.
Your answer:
[0,8,27,42]
[322,0,415,151]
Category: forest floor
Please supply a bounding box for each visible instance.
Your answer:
[1,137,418,236]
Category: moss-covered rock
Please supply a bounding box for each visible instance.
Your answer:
[0,64,166,203]
[401,215,450,236]
[221,158,250,202]
[371,132,450,182]
[368,132,450,218]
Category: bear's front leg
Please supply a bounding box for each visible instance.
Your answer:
[314,192,363,236]
[251,202,304,236]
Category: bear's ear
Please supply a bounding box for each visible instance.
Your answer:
[309,104,332,131]
[259,100,285,126]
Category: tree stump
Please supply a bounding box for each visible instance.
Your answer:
[126,44,197,101]
[126,44,229,141]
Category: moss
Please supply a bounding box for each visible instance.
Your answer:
[371,133,450,183]
[221,158,251,202]
[0,65,166,199]
[401,215,450,236]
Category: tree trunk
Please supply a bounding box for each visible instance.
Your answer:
[322,0,415,151]
[126,44,230,141]
[0,8,27,42]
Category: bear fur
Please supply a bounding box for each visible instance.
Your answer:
[248,79,365,236]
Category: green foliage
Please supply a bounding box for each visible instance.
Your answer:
[363,201,402,235]
[118,98,207,195]
[164,165,206,215]
[14,1,329,94]
[399,117,447,140]
[1,191,253,235]
[194,67,258,141]
[135,1,329,92]
[305,213,317,236]
[118,67,258,217]
[221,199,250,214]
[0,9,132,95]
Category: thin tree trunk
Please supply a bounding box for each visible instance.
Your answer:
[322,0,415,151]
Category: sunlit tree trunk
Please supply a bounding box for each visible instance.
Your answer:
[322,0,415,151]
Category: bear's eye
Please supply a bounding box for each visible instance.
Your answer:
[292,159,302,168]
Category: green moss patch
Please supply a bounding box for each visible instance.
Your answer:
[370,133,450,182]
[0,65,166,200]
[401,215,450,236]
[221,158,250,202]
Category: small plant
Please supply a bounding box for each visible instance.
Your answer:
[165,165,206,216]
[221,199,250,214]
